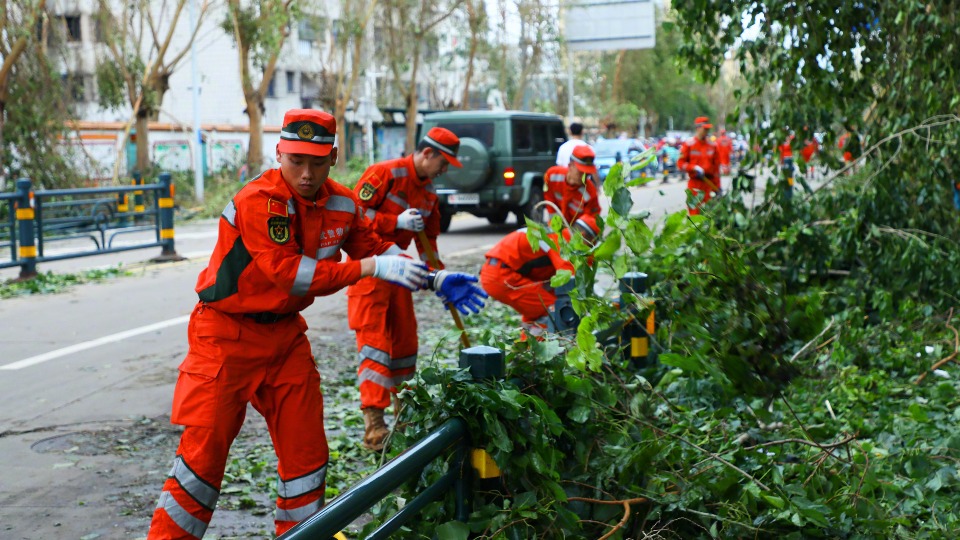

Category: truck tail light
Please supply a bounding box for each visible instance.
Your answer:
[503,167,516,186]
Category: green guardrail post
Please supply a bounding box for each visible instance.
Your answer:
[15,178,37,280]
[151,172,185,262]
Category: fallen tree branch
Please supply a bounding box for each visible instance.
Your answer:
[568,497,650,540]
[915,313,959,384]
[744,433,857,451]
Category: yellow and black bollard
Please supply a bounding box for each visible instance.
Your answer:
[14,178,37,279]
[151,172,186,262]
[618,272,656,369]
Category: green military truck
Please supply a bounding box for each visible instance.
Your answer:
[421,111,567,231]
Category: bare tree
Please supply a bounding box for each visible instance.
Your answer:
[381,0,463,153]
[96,0,212,176]
[0,0,48,185]
[225,0,297,172]
[509,0,554,110]
[459,0,486,109]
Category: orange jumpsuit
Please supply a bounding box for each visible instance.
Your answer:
[480,229,573,326]
[543,165,601,224]
[717,134,733,174]
[677,137,721,215]
[148,168,394,539]
[348,155,442,410]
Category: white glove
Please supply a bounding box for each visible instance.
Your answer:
[373,255,428,291]
[396,208,424,232]
[693,165,705,179]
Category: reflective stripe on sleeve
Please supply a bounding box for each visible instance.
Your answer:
[277,465,327,499]
[386,192,410,209]
[365,208,377,220]
[391,167,408,178]
[287,198,297,215]
[291,256,317,297]
[383,245,403,256]
[222,200,237,227]
[359,345,391,367]
[316,245,341,260]
[170,455,220,510]
[157,491,208,539]
[276,499,323,522]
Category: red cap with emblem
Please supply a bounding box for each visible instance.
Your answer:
[421,127,463,167]
[569,144,598,177]
[278,109,337,157]
[694,116,713,130]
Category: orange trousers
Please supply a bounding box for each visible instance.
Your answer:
[147,304,328,539]
[480,261,556,324]
[686,181,714,216]
[347,277,418,410]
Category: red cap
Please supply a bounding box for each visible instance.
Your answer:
[572,214,600,242]
[570,144,598,177]
[421,127,462,167]
[694,116,713,130]
[278,109,337,157]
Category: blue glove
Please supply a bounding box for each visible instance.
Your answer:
[429,271,488,315]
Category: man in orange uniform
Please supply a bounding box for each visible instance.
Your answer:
[348,127,486,451]
[480,214,599,336]
[716,128,734,175]
[543,144,602,225]
[677,116,721,215]
[146,109,441,539]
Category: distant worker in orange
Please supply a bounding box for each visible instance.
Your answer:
[543,144,602,224]
[677,116,721,215]
[148,109,438,539]
[717,128,734,175]
[800,131,820,180]
[349,127,487,451]
[480,214,600,337]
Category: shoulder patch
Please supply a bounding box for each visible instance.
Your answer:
[358,182,377,202]
[267,198,288,217]
[267,216,291,244]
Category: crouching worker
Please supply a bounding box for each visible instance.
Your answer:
[146,109,480,539]
[480,215,600,338]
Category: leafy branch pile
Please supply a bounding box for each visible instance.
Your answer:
[362,146,960,539]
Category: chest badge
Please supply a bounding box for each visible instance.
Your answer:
[358,182,377,202]
[267,216,291,244]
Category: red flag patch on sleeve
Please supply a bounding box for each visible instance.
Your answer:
[267,198,288,217]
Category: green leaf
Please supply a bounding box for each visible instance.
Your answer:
[436,520,470,540]
[658,353,704,374]
[612,187,634,216]
[593,230,622,260]
[908,402,929,422]
[550,269,573,288]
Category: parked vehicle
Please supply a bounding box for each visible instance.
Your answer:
[421,111,567,230]
[594,138,653,183]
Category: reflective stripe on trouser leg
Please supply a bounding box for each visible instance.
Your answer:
[246,334,329,537]
[349,280,418,410]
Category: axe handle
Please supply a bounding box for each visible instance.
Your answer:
[416,230,471,348]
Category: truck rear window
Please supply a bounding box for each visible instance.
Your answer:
[435,123,495,148]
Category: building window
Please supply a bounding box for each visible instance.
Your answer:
[63,74,87,101]
[266,75,276,98]
[63,15,81,42]
[286,71,295,94]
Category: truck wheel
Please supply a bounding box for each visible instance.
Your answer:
[439,210,453,232]
[487,209,509,225]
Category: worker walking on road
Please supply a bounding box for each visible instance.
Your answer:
[147,110,482,539]
[543,144,602,225]
[349,127,486,451]
[677,117,721,215]
[480,215,599,337]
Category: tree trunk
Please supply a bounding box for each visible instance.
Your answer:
[404,51,422,153]
[246,93,264,172]
[135,113,150,173]
[460,0,480,109]
[0,99,7,190]
[612,49,626,103]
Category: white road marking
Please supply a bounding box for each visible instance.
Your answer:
[0,315,190,371]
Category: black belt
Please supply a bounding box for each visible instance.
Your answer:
[244,311,295,324]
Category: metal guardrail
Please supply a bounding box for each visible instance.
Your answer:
[0,172,182,278]
[280,346,507,540]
